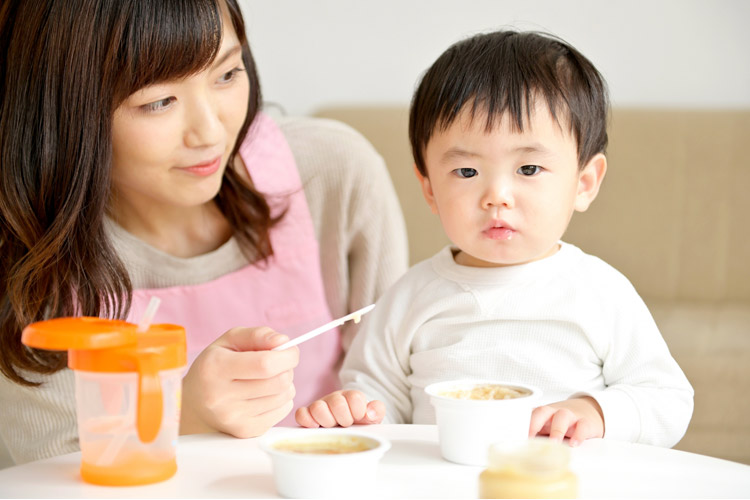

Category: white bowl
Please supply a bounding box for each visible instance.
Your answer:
[425,379,541,466]
[260,428,391,499]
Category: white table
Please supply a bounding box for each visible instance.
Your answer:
[1,425,749,498]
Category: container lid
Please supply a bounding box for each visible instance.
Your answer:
[22,317,137,351]
[487,438,571,477]
[68,323,186,372]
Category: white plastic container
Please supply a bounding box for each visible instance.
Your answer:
[425,379,541,466]
[260,428,391,499]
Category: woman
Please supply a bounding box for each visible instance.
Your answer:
[0,0,407,464]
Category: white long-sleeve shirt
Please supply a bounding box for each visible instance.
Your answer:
[340,243,694,448]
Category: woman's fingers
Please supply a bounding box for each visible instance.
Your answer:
[180,326,299,436]
[217,326,284,352]
[209,334,299,381]
[230,399,295,439]
[207,379,296,436]
[229,370,294,400]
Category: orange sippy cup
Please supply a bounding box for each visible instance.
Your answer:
[22,317,186,486]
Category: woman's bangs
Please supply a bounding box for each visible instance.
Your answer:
[115,0,223,101]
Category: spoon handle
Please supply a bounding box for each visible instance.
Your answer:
[271,304,375,351]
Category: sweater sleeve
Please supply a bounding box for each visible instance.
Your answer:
[577,269,694,447]
[339,275,416,424]
[278,115,409,351]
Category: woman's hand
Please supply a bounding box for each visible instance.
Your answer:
[528,396,604,447]
[295,390,385,428]
[180,326,299,438]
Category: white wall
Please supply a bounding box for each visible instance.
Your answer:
[240,0,750,115]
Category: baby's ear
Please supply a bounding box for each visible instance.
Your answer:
[414,164,439,215]
[574,153,607,212]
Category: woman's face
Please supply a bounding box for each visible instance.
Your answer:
[110,16,249,217]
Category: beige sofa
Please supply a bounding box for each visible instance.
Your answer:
[316,107,750,465]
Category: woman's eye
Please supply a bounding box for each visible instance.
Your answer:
[141,97,175,113]
[218,67,244,84]
[518,165,541,176]
[454,167,478,178]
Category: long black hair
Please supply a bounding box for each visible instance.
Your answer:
[0,0,274,385]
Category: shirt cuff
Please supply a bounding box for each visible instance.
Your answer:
[570,388,641,443]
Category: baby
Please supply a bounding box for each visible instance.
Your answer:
[296,30,693,447]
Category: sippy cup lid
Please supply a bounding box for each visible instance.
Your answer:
[67,324,186,373]
[22,317,186,372]
[22,317,137,351]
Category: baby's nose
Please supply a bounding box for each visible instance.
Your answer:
[481,181,514,209]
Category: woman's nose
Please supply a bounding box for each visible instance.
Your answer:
[184,95,222,148]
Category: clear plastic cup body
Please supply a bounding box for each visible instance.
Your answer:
[74,368,183,486]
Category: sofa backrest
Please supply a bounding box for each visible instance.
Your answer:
[315,107,750,302]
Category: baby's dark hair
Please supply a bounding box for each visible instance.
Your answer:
[409,30,609,175]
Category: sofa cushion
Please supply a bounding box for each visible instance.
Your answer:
[649,300,750,464]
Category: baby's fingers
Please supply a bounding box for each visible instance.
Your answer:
[325,391,359,427]
[547,408,577,443]
[294,392,383,428]
[307,398,341,427]
[295,405,320,428]
[529,405,556,437]
[353,400,385,425]
[568,417,596,447]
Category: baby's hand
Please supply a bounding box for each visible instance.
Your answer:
[295,390,385,428]
[528,396,604,447]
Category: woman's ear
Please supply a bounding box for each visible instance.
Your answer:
[414,164,439,215]
[574,153,607,212]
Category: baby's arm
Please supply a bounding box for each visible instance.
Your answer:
[295,390,385,428]
[296,277,415,427]
[557,271,693,447]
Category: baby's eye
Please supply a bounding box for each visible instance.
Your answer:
[218,67,244,84]
[453,167,478,178]
[141,97,175,113]
[518,165,542,176]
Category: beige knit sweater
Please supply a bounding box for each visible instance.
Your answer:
[0,115,409,465]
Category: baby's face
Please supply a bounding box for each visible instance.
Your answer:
[418,100,603,267]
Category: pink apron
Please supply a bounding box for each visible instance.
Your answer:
[126,113,340,426]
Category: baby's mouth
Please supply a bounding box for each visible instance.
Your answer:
[483,222,516,240]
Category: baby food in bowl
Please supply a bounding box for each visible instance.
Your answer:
[425,380,541,466]
[260,429,390,499]
[272,434,378,455]
[440,383,532,401]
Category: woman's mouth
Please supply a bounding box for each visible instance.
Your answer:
[177,156,222,176]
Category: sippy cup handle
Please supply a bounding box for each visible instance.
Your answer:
[136,352,163,443]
